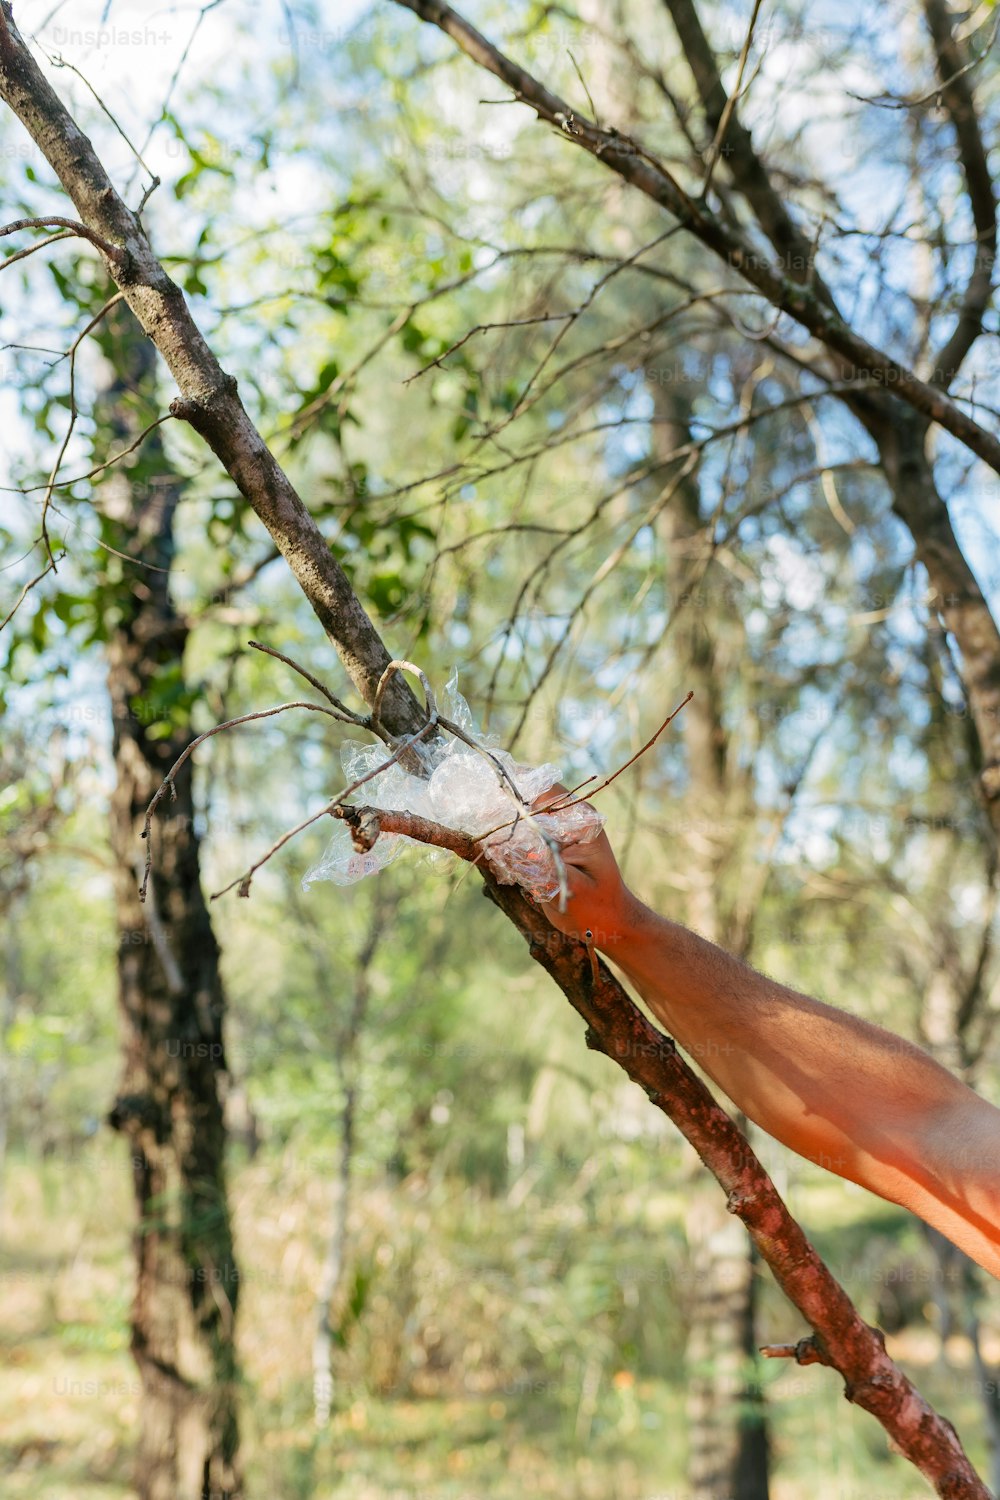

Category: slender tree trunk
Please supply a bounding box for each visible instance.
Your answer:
[0,925,18,1231]
[100,312,242,1499]
[656,390,770,1500]
[313,1083,356,1428]
[310,884,384,1427]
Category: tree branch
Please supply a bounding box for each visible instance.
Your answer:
[391,0,1000,477]
[0,1,424,739]
[922,0,997,388]
[0,214,127,266]
[334,801,990,1500]
[657,0,1000,839]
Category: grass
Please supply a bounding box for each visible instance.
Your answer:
[1,1140,997,1499]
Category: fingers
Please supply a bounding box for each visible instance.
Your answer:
[531,781,570,812]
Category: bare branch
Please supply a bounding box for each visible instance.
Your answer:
[922,0,997,387]
[138,701,357,901]
[699,0,763,199]
[247,639,370,727]
[0,214,126,265]
[210,717,441,900]
[392,0,1000,476]
[0,226,75,271]
[0,414,175,496]
[0,553,60,633]
[38,292,125,562]
[541,693,694,814]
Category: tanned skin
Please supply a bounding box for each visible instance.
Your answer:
[537,796,1000,1280]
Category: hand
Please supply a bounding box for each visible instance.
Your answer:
[532,785,639,952]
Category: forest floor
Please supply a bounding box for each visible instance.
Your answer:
[0,1140,994,1500]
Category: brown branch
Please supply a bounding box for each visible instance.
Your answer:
[760,1335,835,1367]
[335,803,480,862]
[0,226,75,271]
[541,692,694,814]
[0,2,424,740]
[38,292,125,562]
[0,214,126,265]
[4,414,175,496]
[922,0,997,388]
[699,0,763,199]
[246,639,369,727]
[401,310,576,384]
[391,0,1000,477]
[0,553,60,633]
[138,701,357,901]
[209,717,441,900]
[329,801,990,1498]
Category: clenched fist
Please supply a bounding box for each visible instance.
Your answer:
[532,785,642,951]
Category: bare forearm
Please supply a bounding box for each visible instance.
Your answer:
[538,816,1000,1274]
[610,896,964,1193]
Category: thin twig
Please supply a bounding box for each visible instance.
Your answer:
[38,292,125,561]
[0,228,75,272]
[567,50,599,127]
[2,414,174,496]
[46,51,159,183]
[700,0,764,198]
[401,310,576,385]
[138,701,357,901]
[847,13,999,110]
[210,719,440,900]
[760,1335,834,1367]
[0,554,60,633]
[0,215,126,265]
[371,657,438,739]
[544,693,695,813]
[247,639,369,725]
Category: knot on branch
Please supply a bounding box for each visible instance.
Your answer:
[339,804,382,852]
[760,1333,833,1368]
[169,375,239,432]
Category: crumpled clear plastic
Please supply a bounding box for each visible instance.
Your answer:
[302,670,604,903]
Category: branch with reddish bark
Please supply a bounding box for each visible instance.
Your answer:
[335,802,989,1500]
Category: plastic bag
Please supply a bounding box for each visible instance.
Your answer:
[303,671,604,902]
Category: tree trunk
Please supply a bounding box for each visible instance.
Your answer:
[101,312,242,1500]
[311,886,384,1427]
[656,390,770,1500]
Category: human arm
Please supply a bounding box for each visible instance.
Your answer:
[539,811,1000,1279]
